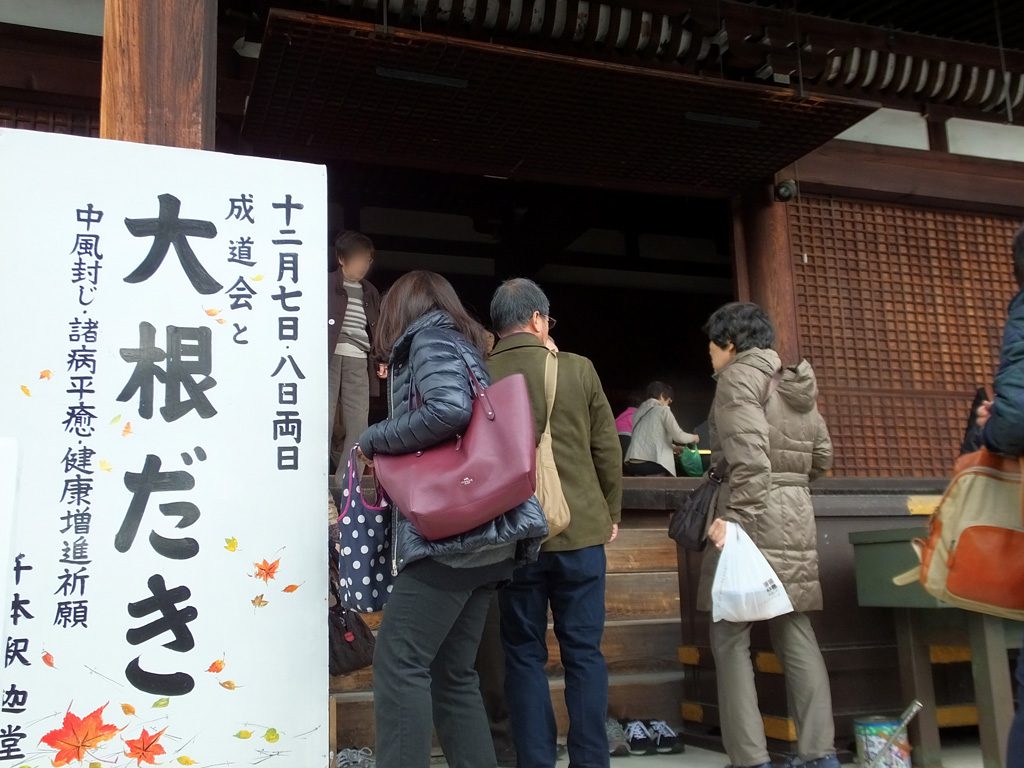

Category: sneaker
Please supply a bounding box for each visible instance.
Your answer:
[606,718,630,757]
[647,720,684,754]
[337,747,375,768]
[622,720,657,756]
[788,758,841,768]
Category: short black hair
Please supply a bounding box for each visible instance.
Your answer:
[490,278,550,335]
[1014,224,1024,288]
[645,381,674,401]
[704,302,775,353]
[334,230,375,260]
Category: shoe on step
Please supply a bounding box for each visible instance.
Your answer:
[337,747,375,768]
[606,718,630,757]
[622,720,657,756]
[647,720,684,754]
[789,757,841,768]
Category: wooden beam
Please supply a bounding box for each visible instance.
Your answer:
[741,184,801,366]
[101,0,217,148]
[783,139,1024,216]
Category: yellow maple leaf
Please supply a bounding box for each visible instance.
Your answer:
[39,369,52,380]
[235,730,253,740]
[19,385,30,397]
[251,274,265,282]
[264,728,280,744]
[224,537,239,552]
[110,414,122,425]
[99,459,113,472]
[177,758,198,766]
[219,679,240,690]
[121,703,136,716]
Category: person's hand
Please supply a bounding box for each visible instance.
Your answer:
[608,523,619,543]
[708,518,728,550]
[673,445,683,456]
[356,447,373,468]
[977,399,993,429]
[376,363,388,379]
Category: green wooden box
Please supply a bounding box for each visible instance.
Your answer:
[848,527,947,609]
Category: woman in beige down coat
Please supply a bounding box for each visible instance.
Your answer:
[697,302,839,768]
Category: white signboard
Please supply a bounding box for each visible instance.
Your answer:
[0,129,328,767]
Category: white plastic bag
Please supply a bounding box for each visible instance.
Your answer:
[712,522,794,623]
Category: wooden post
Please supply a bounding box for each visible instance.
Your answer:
[740,184,801,365]
[100,0,217,149]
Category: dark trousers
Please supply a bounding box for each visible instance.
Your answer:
[477,594,514,752]
[500,546,610,768]
[1009,640,1024,768]
[623,460,671,477]
[373,571,497,768]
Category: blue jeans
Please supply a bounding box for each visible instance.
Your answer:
[1009,640,1024,768]
[500,545,610,768]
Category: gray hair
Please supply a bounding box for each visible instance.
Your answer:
[490,278,550,335]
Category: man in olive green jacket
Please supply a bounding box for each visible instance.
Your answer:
[484,278,621,768]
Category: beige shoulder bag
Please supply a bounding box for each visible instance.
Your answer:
[536,351,572,540]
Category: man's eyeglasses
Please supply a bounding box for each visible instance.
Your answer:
[545,315,557,330]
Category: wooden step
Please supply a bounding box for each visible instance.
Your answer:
[332,618,682,693]
[332,670,685,750]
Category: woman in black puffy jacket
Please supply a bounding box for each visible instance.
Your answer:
[356,271,547,768]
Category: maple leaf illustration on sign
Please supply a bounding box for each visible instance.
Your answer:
[39,369,52,379]
[254,558,280,583]
[207,658,226,673]
[124,727,167,766]
[40,704,119,766]
[224,537,239,552]
[282,584,301,593]
[121,703,137,716]
[251,594,269,608]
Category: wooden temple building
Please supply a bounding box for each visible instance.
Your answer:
[3,0,1024,762]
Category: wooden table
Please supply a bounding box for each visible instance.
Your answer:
[851,528,1021,768]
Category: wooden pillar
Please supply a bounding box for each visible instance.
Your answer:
[739,184,801,365]
[100,0,217,149]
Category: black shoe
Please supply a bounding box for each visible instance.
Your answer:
[494,742,517,768]
[621,720,657,756]
[647,720,684,754]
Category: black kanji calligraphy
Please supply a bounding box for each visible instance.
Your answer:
[271,194,303,226]
[11,555,30,587]
[70,232,103,258]
[278,316,298,341]
[59,509,92,536]
[225,277,257,310]
[1,685,27,714]
[118,322,217,421]
[76,204,103,231]
[226,194,255,224]
[67,346,98,374]
[62,402,97,437]
[53,600,88,629]
[60,537,92,566]
[8,595,32,627]
[3,638,29,668]
[54,567,89,598]
[116,453,200,559]
[278,252,299,284]
[277,446,299,471]
[271,355,306,379]
[278,382,297,405]
[60,475,93,508]
[0,724,26,761]
[124,194,221,294]
[127,575,197,651]
[271,285,302,312]
[61,446,95,475]
[66,375,95,398]
[68,317,99,344]
[228,236,256,266]
[273,411,302,443]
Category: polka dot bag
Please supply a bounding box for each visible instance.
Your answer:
[337,446,394,613]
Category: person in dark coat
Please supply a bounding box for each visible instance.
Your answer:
[977,226,1024,768]
[328,231,383,482]
[356,271,548,768]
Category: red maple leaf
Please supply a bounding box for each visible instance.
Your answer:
[124,727,167,766]
[40,704,119,766]
[254,558,280,583]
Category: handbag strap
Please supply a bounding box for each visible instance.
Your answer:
[542,350,558,437]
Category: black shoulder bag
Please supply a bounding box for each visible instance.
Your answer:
[668,368,784,551]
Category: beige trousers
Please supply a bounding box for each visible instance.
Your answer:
[709,612,835,767]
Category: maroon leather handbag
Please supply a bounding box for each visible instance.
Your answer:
[373,363,537,541]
